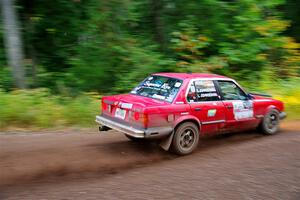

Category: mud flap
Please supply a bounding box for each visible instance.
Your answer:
[159,131,174,151]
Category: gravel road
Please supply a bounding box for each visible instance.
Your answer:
[0,121,299,199]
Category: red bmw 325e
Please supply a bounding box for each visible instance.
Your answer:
[96,73,286,155]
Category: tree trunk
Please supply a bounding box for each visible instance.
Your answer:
[151,0,166,52]
[1,0,26,88]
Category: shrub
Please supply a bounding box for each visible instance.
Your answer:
[0,89,100,129]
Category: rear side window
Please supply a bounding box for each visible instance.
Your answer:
[187,80,219,102]
[217,81,248,100]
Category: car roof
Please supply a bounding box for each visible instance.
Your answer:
[152,72,229,80]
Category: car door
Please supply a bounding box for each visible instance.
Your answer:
[187,79,226,135]
[216,80,257,131]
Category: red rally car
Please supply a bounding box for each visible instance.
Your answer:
[96,73,286,155]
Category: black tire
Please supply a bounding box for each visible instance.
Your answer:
[259,109,280,135]
[171,122,200,155]
[124,134,145,142]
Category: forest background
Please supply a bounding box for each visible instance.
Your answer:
[0,0,299,129]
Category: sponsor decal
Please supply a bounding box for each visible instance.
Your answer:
[152,94,166,100]
[161,83,171,90]
[200,93,218,97]
[120,103,133,109]
[232,100,253,120]
[181,112,189,115]
[208,109,217,117]
[198,88,216,93]
[174,82,182,87]
[145,82,161,87]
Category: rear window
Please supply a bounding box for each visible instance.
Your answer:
[130,76,183,102]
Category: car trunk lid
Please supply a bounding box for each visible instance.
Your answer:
[101,94,169,128]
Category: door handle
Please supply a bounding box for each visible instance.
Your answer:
[194,107,201,111]
[226,105,233,109]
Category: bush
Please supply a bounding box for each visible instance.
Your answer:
[0,89,100,129]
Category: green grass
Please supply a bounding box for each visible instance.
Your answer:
[285,105,300,120]
[0,89,100,130]
[266,79,300,120]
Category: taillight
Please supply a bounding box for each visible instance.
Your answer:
[142,113,148,128]
[131,112,148,128]
[101,99,113,113]
[134,112,140,120]
[102,99,106,110]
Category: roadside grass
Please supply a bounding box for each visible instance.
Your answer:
[268,80,300,120]
[0,89,100,130]
[284,105,300,120]
[275,98,300,120]
[0,85,299,130]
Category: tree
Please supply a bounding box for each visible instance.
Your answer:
[1,0,26,88]
[150,0,166,52]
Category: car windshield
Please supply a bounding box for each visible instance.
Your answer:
[130,75,183,102]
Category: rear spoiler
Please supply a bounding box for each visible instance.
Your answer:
[249,92,272,97]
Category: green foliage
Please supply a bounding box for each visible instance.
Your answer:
[0,0,300,128]
[4,0,296,94]
[67,0,175,93]
[284,0,300,42]
[170,0,300,82]
[0,66,13,89]
[268,78,300,120]
[0,89,100,129]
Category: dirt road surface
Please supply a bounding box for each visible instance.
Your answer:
[0,121,299,199]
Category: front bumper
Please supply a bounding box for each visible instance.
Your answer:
[95,115,172,139]
[279,112,287,120]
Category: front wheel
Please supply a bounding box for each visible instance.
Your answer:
[171,122,199,155]
[259,109,280,135]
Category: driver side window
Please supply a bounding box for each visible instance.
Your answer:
[218,81,248,100]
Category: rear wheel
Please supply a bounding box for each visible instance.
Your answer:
[171,122,199,155]
[259,109,280,135]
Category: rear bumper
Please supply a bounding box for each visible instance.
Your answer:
[95,115,172,139]
[279,112,287,120]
